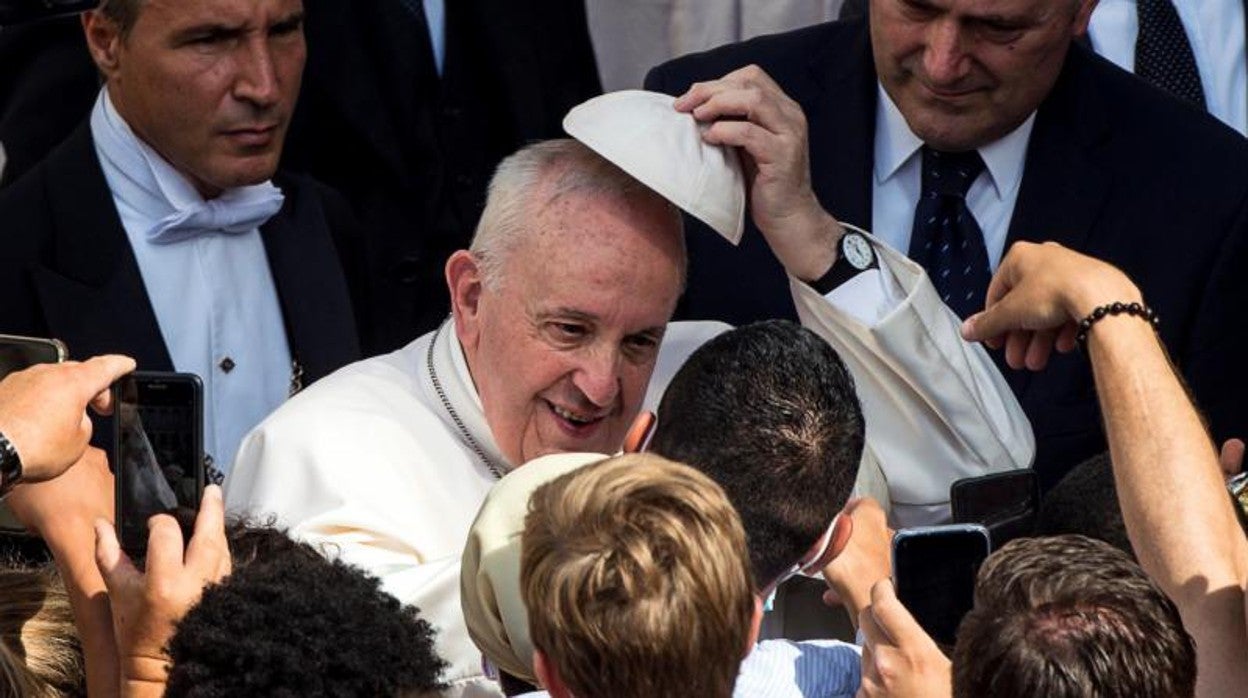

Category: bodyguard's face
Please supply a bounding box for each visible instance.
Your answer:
[869,0,1095,151]
[450,191,684,467]
[85,0,305,198]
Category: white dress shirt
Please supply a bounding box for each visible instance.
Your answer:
[1087,0,1247,135]
[871,85,1035,272]
[91,90,292,475]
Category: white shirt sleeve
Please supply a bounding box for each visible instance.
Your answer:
[792,228,1035,527]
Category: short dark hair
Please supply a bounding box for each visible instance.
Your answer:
[1036,452,1134,557]
[649,319,864,586]
[953,535,1196,698]
[164,525,447,697]
[96,0,143,36]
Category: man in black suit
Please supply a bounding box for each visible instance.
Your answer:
[0,0,359,477]
[646,1,1248,487]
[283,0,602,352]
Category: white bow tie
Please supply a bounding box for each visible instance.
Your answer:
[145,183,285,244]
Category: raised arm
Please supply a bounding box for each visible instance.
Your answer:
[963,241,1248,697]
[675,65,1034,525]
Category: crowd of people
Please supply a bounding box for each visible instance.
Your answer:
[0,0,1246,696]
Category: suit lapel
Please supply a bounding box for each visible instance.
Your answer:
[1003,45,1111,397]
[261,177,360,384]
[804,21,877,230]
[32,124,172,370]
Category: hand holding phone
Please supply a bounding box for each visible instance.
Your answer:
[860,579,954,698]
[0,350,135,483]
[112,372,204,562]
[95,485,231,685]
[892,523,990,647]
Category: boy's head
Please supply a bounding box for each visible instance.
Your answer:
[521,453,756,698]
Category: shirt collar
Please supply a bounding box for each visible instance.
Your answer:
[873,83,1036,200]
[92,88,210,229]
[429,317,512,474]
[90,88,284,244]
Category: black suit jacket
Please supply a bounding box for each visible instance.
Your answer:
[0,15,98,187]
[646,19,1248,487]
[283,0,602,352]
[0,122,361,398]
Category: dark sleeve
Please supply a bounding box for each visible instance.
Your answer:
[304,178,381,356]
[533,0,603,114]
[839,0,868,20]
[0,16,99,188]
[1183,193,1248,446]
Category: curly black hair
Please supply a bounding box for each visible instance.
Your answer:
[164,526,447,697]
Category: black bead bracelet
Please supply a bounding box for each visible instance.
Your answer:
[1075,301,1160,347]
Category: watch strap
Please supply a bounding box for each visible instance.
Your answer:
[810,233,878,295]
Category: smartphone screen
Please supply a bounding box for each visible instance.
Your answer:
[0,334,66,381]
[950,470,1039,548]
[893,524,990,647]
[113,372,204,560]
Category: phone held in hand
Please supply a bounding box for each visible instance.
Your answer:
[892,523,991,647]
[112,371,204,562]
[950,470,1039,548]
[0,334,67,381]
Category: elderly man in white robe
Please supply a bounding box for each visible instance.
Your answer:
[224,75,1034,696]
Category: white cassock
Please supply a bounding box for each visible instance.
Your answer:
[224,231,1033,696]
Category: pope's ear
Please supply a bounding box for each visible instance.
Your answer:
[82,10,123,79]
[446,250,484,340]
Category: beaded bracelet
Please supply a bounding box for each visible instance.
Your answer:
[1075,301,1160,347]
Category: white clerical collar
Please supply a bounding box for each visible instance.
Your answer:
[89,88,284,245]
[428,317,512,476]
[873,83,1034,202]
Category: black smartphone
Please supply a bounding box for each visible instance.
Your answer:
[112,372,204,561]
[950,470,1039,548]
[0,0,97,26]
[0,334,66,381]
[892,523,991,647]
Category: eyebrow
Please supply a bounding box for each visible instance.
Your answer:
[170,21,246,43]
[170,10,304,43]
[537,307,666,337]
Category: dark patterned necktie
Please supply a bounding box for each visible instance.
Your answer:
[1135,0,1207,108]
[908,147,991,319]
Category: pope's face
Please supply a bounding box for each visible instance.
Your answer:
[453,191,684,466]
[90,0,305,197]
[869,0,1095,151]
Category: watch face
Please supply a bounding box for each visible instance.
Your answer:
[842,233,875,270]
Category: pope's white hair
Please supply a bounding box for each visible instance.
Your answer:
[469,139,684,290]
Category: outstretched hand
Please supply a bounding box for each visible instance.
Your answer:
[821,497,892,625]
[95,485,232,692]
[857,579,952,698]
[960,242,1141,370]
[0,354,135,482]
